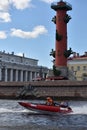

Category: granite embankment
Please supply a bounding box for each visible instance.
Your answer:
[0,80,87,100]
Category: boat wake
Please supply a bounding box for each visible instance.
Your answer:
[70,104,87,115]
[0,106,87,116]
[0,108,29,113]
[0,101,87,115]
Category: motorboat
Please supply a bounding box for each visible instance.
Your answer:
[18,101,73,114]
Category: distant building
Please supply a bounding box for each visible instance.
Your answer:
[0,51,48,82]
[68,52,87,81]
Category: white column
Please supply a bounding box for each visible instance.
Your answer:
[42,73,45,78]
[20,70,23,81]
[5,68,7,82]
[34,72,36,78]
[27,71,30,81]
[30,71,32,81]
[25,71,27,81]
[15,70,18,82]
[0,68,2,81]
[10,69,13,82]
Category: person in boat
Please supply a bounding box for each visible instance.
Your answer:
[60,101,68,108]
[46,97,54,106]
[60,101,72,110]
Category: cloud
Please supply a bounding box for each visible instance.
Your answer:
[0,12,11,22]
[0,0,9,11]
[0,31,7,39]
[10,0,33,10]
[40,0,54,4]
[10,25,48,39]
[0,0,10,22]
[0,0,33,22]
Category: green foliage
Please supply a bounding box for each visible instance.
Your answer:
[56,30,62,41]
[64,48,73,58]
[52,16,56,24]
[64,14,71,23]
[50,49,55,58]
[53,65,61,76]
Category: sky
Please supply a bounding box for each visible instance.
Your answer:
[0,0,87,68]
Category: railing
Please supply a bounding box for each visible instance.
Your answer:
[66,2,72,9]
[51,1,72,9]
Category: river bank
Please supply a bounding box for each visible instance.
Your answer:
[0,80,87,100]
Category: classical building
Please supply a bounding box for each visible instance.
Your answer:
[0,51,48,82]
[67,52,87,81]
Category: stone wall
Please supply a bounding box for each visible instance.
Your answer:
[0,81,87,100]
[32,86,87,100]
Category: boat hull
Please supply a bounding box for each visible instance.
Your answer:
[18,102,72,114]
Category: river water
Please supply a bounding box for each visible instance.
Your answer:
[0,100,87,130]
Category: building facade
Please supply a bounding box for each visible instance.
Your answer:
[0,51,48,82]
[67,52,87,81]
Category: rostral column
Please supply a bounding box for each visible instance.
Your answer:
[51,0,72,77]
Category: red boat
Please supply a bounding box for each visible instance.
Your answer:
[18,102,73,114]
